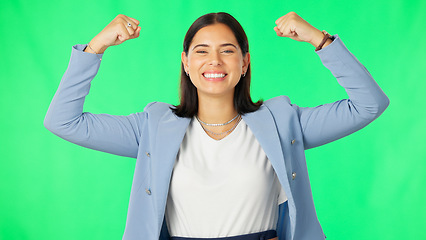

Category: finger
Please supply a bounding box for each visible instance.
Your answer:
[125,23,135,35]
[275,19,284,29]
[118,24,131,42]
[130,26,141,39]
[116,14,134,28]
[121,15,139,28]
[278,21,289,35]
[122,18,138,38]
[126,16,140,25]
[276,12,293,25]
[123,18,138,31]
[279,20,296,38]
[275,15,286,25]
[277,15,289,30]
[117,15,138,32]
[273,26,284,37]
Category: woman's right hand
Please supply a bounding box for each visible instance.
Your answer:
[85,14,141,54]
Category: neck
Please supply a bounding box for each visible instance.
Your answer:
[197,92,238,124]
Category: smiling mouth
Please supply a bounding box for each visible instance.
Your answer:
[203,73,227,79]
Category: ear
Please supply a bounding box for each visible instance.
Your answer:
[181,52,189,72]
[242,52,250,73]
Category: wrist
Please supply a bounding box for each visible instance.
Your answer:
[85,38,108,54]
[309,29,326,48]
[312,30,333,51]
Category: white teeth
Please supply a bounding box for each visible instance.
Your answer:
[204,73,225,78]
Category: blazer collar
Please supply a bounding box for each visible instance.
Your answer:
[241,105,288,183]
[155,111,191,184]
[242,105,296,237]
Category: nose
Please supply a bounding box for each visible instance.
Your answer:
[208,51,222,66]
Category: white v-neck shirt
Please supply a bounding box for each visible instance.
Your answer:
[165,117,287,238]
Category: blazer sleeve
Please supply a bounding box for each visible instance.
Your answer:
[44,44,146,158]
[295,35,389,149]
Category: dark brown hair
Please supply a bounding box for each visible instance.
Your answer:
[171,12,262,117]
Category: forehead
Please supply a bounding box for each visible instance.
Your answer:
[190,23,239,47]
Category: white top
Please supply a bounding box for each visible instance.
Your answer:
[165,118,287,238]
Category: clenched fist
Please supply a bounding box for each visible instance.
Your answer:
[274,12,332,49]
[85,14,141,54]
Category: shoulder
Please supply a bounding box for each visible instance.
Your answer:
[142,101,176,117]
[264,95,291,106]
[263,95,301,115]
[143,101,172,112]
[142,101,186,121]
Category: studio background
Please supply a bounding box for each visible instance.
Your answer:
[1,0,425,239]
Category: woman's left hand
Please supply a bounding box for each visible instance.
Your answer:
[274,12,330,48]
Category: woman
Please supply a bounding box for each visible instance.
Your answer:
[44,12,389,240]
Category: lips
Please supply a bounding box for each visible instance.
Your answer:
[202,71,227,81]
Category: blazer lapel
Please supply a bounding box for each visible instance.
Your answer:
[242,105,294,202]
[153,112,191,224]
[242,105,297,238]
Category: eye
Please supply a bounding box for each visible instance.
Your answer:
[196,50,208,54]
[222,49,234,54]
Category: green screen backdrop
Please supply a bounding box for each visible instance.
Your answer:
[1,0,425,239]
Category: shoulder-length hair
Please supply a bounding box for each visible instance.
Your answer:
[172,12,263,118]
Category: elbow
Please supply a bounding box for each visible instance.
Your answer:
[374,94,390,118]
[366,94,390,120]
[43,114,58,134]
[44,113,89,141]
[43,113,67,136]
[379,95,390,114]
[352,93,389,122]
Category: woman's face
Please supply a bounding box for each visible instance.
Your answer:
[182,23,250,99]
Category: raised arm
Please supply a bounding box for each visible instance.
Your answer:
[44,14,145,158]
[274,12,389,149]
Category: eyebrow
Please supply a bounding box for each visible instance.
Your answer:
[192,43,237,50]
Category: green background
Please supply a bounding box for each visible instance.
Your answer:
[1,0,425,239]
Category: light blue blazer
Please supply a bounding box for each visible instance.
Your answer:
[44,35,389,240]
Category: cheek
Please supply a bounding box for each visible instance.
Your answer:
[187,55,203,69]
[229,56,244,69]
